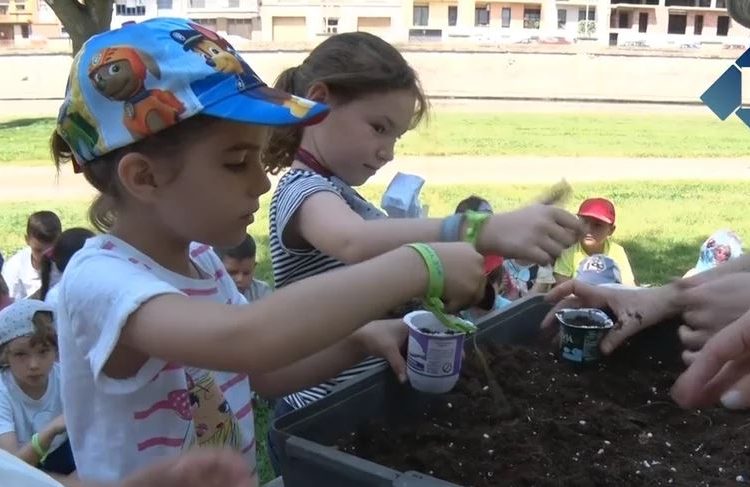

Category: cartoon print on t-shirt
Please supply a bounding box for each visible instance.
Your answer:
[187,370,242,449]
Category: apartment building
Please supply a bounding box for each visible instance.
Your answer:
[259,0,408,42]
[0,0,34,42]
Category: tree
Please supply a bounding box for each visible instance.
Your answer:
[44,0,113,55]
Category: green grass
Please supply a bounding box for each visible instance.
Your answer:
[2,181,747,484]
[3,112,750,164]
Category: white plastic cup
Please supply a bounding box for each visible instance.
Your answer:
[404,310,466,394]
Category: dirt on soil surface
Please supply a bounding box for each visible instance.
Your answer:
[338,323,750,486]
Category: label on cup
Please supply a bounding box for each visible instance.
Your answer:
[407,334,460,377]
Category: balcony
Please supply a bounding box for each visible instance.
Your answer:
[0,0,33,22]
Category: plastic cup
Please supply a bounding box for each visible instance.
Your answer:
[557,308,615,364]
[404,310,465,394]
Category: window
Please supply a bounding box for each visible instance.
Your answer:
[413,5,429,26]
[157,0,172,8]
[325,17,338,34]
[523,8,540,28]
[578,7,595,21]
[228,0,239,6]
[693,14,703,35]
[501,7,511,28]
[618,11,630,28]
[189,0,205,7]
[638,12,648,32]
[448,6,457,26]
[716,0,726,7]
[0,5,7,13]
[115,0,146,16]
[475,6,489,26]
[717,15,729,36]
[557,8,567,28]
[14,1,24,10]
[667,14,687,34]
[20,24,29,37]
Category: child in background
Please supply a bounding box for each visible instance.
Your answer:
[32,228,95,306]
[684,229,744,278]
[554,197,635,286]
[51,18,484,485]
[461,255,512,323]
[216,234,273,303]
[0,300,74,475]
[2,212,62,300]
[0,276,12,312]
[263,32,580,471]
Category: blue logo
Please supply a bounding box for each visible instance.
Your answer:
[702,48,750,127]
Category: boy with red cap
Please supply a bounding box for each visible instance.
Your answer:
[554,197,635,286]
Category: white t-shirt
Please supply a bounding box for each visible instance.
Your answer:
[0,363,66,453]
[56,235,256,483]
[0,448,62,487]
[1,247,60,300]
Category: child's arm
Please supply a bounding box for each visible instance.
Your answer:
[87,244,482,379]
[252,319,406,398]
[0,415,66,467]
[291,192,580,265]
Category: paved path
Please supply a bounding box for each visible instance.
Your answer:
[1,156,747,202]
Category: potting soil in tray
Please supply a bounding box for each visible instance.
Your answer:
[337,323,750,486]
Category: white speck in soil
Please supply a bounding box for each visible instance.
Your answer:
[737,474,746,483]
[651,387,657,394]
[551,377,556,382]
[652,461,661,466]
[668,479,673,484]
[644,461,651,468]
[604,440,611,445]
[597,448,604,455]
[720,467,724,473]
[482,385,489,391]
[636,470,641,475]
[647,432,653,438]
[447,402,452,409]
[488,449,494,455]
[579,420,586,425]
[670,467,677,473]
[488,472,493,478]
[483,433,490,439]
[695,443,704,452]
[666,442,672,448]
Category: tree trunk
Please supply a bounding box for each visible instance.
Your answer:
[44,0,113,55]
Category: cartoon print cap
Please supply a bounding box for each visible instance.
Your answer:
[0,300,54,348]
[691,229,744,275]
[576,254,622,286]
[56,18,328,165]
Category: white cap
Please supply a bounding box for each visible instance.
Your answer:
[0,300,55,348]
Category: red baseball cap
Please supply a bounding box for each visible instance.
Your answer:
[484,255,504,275]
[577,198,616,225]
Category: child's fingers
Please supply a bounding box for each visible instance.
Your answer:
[678,325,710,351]
[671,309,750,408]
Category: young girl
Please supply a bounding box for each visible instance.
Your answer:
[51,18,485,485]
[35,227,95,305]
[0,300,74,476]
[263,31,581,451]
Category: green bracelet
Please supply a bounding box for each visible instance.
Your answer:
[32,433,48,463]
[464,210,491,247]
[406,243,444,300]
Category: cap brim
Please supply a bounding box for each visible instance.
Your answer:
[202,85,328,128]
[577,211,614,225]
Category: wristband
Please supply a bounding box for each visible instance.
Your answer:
[439,214,464,242]
[463,210,491,247]
[406,243,444,299]
[32,433,48,463]
[406,243,476,334]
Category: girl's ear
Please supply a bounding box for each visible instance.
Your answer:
[306,82,330,104]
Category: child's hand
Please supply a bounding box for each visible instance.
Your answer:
[121,449,257,487]
[429,242,486,311]
[675,273,750,352]
[480,204,582,265]
[354,319,408,383]
[47,414,66,436]
[541,280,679,355]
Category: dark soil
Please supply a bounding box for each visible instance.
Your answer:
[338,322,750,486]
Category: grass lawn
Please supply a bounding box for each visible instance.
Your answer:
[3,112,750,164]
[1,181,747,483]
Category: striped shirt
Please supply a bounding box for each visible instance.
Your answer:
[269,169,385,409]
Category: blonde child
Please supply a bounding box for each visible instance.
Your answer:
[51,18,485,485]
[262,31,581,461]
[0,300,74,475]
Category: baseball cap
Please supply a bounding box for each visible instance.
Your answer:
[484,255,504,275]
[576,254,622,286]
[56,18,328,165]
[689,229,744,275]
[0,300,55,348]
[578,198,616,225]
